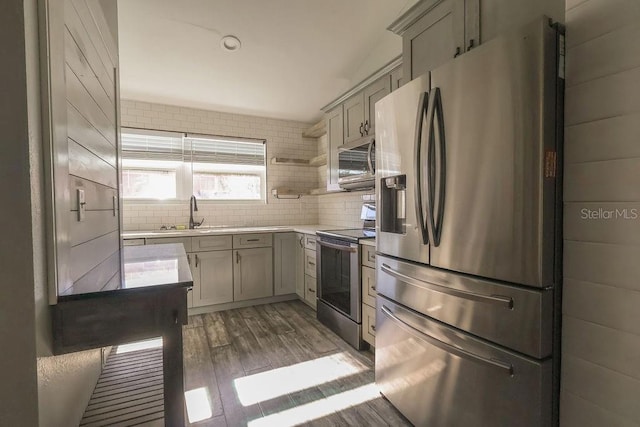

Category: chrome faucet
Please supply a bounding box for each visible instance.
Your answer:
[189,195,204,229]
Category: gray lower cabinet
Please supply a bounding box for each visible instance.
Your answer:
[191,250,234,307]
[304,274,317,310]
[361,263,377,347]
[273,232,298,296]
[295,233,305,299]
[234,247,274,301]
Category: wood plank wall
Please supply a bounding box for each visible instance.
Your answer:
[561,0,640,425]
[61,0,120,295]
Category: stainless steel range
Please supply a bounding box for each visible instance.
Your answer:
[316,206,375,350]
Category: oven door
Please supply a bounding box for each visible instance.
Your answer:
[316,238,361,323]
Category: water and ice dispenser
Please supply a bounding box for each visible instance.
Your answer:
[380,175,406,234]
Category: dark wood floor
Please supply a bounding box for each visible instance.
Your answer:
[81,300,411,426]
[182,300,411,427]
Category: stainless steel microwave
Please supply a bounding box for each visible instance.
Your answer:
[337,136,375,190]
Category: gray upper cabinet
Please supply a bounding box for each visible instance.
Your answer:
[364,77,391,136]
[326,105,344,191]
[389,0,479,81]
[343,93,365,144]
[322,57,400,191]
[343,76,391,144]
[390,66,404,91]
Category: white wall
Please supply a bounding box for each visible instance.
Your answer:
[121,100,322,229]
[561,0,640,425]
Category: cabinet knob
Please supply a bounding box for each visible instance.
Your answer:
[195,254,199,267]
[359,122,364,137]
[364,120,370,134]
[454,46,461,58]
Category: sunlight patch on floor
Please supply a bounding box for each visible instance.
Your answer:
[185,387,214,423]
[115,337,163,354]
[233,352,367,406]
[247,383,380,427]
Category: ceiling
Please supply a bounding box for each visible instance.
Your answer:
[117,0,418,123]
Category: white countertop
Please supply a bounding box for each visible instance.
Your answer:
[122,224,343,239]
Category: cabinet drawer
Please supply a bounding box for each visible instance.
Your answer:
[304,249,317,278]
[146,236,192,252]
[362,265,377,307]
[192,235,232,251]
[123,238,145,246]
[362,303,376,346]
[304,274,317,310]
[233,233,273,249]
[362,244,376,268]
[304,234,317,251]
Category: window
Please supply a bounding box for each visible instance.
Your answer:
[121,128,267,202]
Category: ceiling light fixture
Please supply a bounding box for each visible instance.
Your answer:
[220,35,241,52]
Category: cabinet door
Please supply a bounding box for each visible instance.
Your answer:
[362,303,376,346]
[295,234,305,298]
[403,0,465,80]
[326,105,344,191]
[343,92,365,144]
[274,233,297,296]
[363,76,391,135]
[186,253,195,308]
[234,247,274,301]
[193,251,233,307]
[304,249,317,278]
[390,66,404,91]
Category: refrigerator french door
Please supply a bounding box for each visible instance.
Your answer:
[374,16,563,427]
[376,17,561,289]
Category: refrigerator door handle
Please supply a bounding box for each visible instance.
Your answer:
[381,304,515,376]
[425,88,446,247]
[414,91,430,244]
[380,263,514,309]
[424,89,437,246]
[366,139,375,175]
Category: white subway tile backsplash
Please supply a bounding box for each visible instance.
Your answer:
[121,99,368,230]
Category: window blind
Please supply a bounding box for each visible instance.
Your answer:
[121,128,184,161]
[185,134,266,166]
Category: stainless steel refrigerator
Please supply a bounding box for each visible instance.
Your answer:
[374,16,564,427]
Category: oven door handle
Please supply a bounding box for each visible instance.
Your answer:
[317,240,357,252]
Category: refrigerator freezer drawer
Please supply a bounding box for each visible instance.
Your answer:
[376,254,553,358]
[375,296,552,427]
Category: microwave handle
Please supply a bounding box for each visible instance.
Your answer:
[367,141,374,174]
